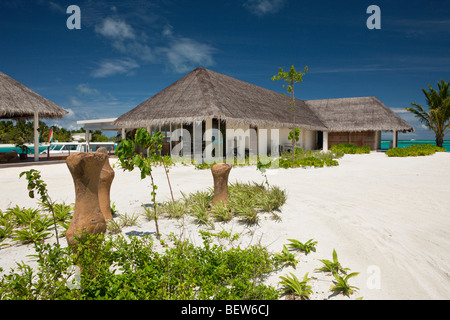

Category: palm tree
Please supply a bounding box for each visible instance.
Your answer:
[406,79,450,147]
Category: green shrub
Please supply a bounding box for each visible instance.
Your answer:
[386,144,446,157]
[330,143,371,154]
[0,231,280,300]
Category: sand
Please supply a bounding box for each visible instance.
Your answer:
[0,152,449,300]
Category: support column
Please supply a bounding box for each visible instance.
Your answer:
[193,120,202,164]
[86,129,90,152]
[323,131,329,151]
[393,130,398,148]
[121,128,126,141]
[34,112,39,162]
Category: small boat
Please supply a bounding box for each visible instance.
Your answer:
[40,142,117,156]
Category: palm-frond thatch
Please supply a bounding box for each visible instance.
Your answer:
[0,71,68,120]
[305,97,414,132]
[114,67,327,130]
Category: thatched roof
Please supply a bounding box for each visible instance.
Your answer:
[114,67,327,130]
[305,97,414,132]
[0,71,68,120]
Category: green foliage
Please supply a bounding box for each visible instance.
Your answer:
[19,169,60,243]
[406,79,450,147]
[12,219,52,244]
[0,232,281,300]
[272,65,308,163]
[0,210,15,246]
[330,272,360,297]
[7,206,40,227]
[115,128,165,238]
[117,212,140,227]
[288,128,301,146]
[316,249,350,275]
[385,144,446,157]
[279,156,339,168]
[286,238,317,255]
[278,148,341,168]
[279,272,313,300]
[330,143,371,154]
[157,182,287,226]
[273,245,299,268]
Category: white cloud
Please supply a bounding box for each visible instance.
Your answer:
[69,97,83,107]
[391,108,409,113]
[95,17,135,40]
[91,58,139,78]
[95,17,155,65]
[76,84,100,96]
[162,38,215,73]
[244,0,285,17]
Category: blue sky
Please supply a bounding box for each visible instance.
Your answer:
[1,0,449,140]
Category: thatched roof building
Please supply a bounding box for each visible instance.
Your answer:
[113,67,414,152]
[0,71,68,119]
[305,97,413,133]
[114,67,327,131]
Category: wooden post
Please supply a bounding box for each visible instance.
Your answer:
[34,112,39,162]
[393,130,398,148]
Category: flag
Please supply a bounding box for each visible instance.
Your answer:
[48,128,54,143]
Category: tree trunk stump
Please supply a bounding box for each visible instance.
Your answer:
[211,163,232,205]
[96,147,115,221]
[65,152,108,247]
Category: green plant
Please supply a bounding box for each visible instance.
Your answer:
[406,79,450,148]
[0,211,15,246]
[316,249,350,275]
[158,200,187,219]
[256,160,272,188]
[7,206,40,227]
[273,245,299,268]
[279,272,313,300]
[110,202,119,217]
[115,129,165,238]
[386,144,446,157]
[330,143,371,154]
[19,169,60,244]
[210,201,233,222]
[330,272,360,297]
[272,65,308,164]
[117,212,140,227]
[106,219,122,235]
[12,219,52,244]
[286,238,317,255]
[0,231,281,300]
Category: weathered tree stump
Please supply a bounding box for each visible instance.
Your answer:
[211,163,232,205]
[96,147,115,221]
[65,152,108,247]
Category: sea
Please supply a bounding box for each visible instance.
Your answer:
[1,140,449,153]
[379,140,449,151]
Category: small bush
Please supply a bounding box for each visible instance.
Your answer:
[330,143,371,154]
[0,231,281,300]
[386,144,446,157]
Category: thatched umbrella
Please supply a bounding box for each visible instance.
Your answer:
[0,71,68,161]
[114,67,327,130]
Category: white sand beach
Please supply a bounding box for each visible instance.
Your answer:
[1,152,449,300]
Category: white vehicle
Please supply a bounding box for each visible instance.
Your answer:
[40,142,116,156]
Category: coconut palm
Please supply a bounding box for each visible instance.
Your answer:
[406,79,450,147]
